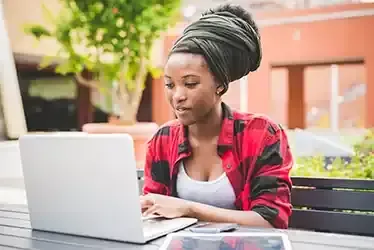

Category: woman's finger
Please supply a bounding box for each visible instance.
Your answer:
[140,195,154,208]
[142,204,160,217]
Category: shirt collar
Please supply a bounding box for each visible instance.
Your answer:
[177,102,234,156]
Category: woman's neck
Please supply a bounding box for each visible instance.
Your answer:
[189,102,222,140]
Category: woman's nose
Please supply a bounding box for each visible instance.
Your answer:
[173,87,187,102]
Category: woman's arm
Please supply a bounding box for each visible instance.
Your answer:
[142,135,168,196]
[141,193,272,227]
[186,201,273,228]
[243,121,293,229]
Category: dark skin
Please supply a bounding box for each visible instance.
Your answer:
[140,52,271,228]
[164,52,224,182]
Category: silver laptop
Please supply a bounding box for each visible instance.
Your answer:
[18,132,197,244]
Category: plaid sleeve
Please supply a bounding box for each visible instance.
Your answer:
[142,138,169,195]
[248,122,293,229]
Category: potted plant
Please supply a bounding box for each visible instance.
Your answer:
[24,0,181,166]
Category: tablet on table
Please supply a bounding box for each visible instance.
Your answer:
[159,232,293,250]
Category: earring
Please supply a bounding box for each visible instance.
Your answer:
[216,86,224,95]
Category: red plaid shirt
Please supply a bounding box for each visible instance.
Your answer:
[143,102,293,229]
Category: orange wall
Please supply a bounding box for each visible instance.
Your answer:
[248,3,374,128]
[153,3,374,128]
[271,64,366,128]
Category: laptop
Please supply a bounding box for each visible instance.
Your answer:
[18,132,197,244]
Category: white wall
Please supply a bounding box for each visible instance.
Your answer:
[0,1,27,139]
[0,141,23,179]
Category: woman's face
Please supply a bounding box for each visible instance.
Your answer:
[164,53,221,125]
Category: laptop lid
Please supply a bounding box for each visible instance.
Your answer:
[19,132,145,242]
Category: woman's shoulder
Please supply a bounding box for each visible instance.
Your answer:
[232,109,283,136]
[146,119,182,146]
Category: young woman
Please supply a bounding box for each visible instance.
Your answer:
[140,4,293,229]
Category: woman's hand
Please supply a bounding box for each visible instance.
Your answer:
[140,194,192,219]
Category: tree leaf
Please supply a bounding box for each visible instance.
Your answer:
[55,62,72,75]
[38,55,55,69]
[23,24,52,39]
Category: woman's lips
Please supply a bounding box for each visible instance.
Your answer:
[175,107,191,115]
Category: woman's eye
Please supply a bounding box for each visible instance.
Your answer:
[165,83,174,89]
[185,82,198,88]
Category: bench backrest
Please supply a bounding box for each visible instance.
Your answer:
[137,169,144,191]
[290,176,374,236]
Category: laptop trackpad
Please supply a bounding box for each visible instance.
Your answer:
[143,217,196,238]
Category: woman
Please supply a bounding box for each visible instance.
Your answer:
[140,4,293,229]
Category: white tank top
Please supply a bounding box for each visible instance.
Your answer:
[176,162,237,210]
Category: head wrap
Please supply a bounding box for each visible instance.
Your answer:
[169,11,262,95]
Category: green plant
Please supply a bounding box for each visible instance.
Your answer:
[24,0,181,124]
[354,129,374,158]
[291,129,374,179]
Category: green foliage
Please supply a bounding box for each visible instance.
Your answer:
[24,0,181,121]
[291,129,374,179]
[25,1,180,80]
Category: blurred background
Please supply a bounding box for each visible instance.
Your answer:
[1,0,373,132]
[0,0,373,205]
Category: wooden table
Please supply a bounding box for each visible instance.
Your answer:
[0,203,373,250]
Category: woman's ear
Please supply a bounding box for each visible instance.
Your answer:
[216,86,224,95]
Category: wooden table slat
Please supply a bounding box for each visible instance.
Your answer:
[0,245,25,250]
[0,205,29,214]
[288,242,362,250]
[0,218,31,229]
[0,225,161,250]
[0,211,29,220]
[286,230,374,249]
[0,234,96,250]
